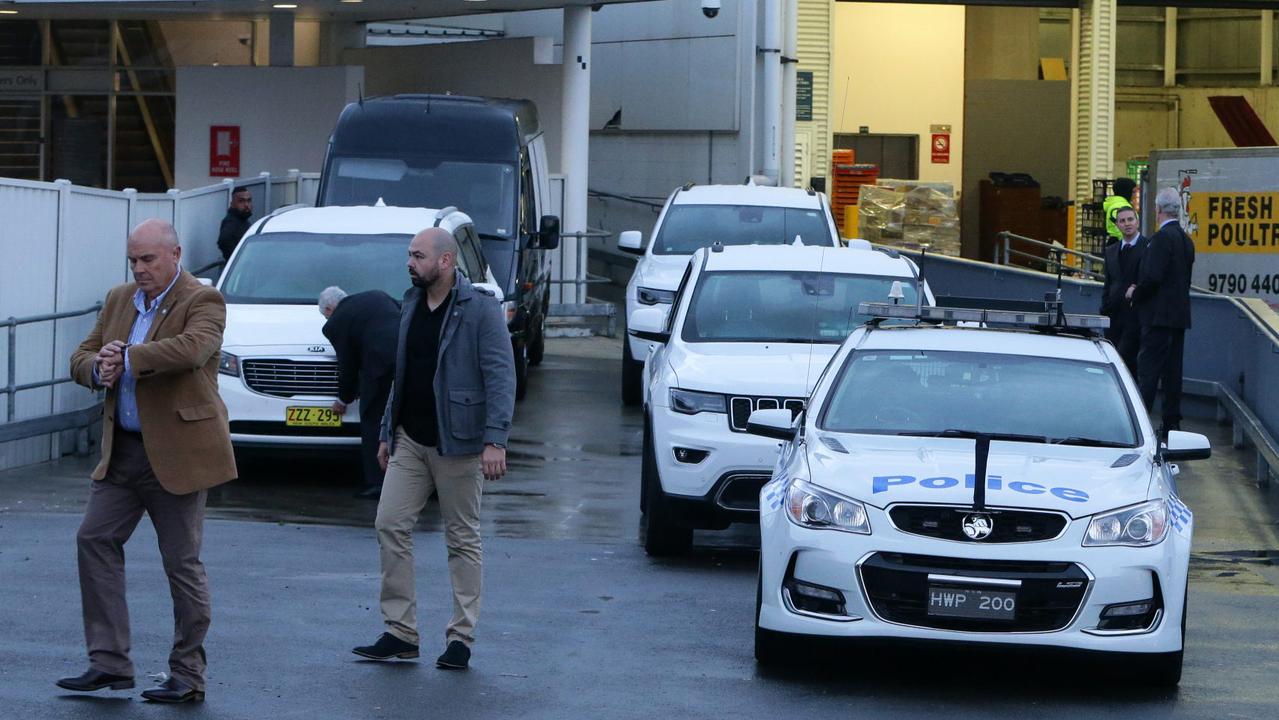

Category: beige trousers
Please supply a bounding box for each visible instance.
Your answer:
[376,427,484,647]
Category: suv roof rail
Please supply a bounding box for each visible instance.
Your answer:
[858,297,1110,336]
[871,245,899,258]
[433,206,459,226]
[252,203,308,235]
[681,180,696,191]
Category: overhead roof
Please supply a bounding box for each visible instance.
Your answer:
[0,0,647,22]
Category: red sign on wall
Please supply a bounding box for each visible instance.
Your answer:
[931,133,950,164]
[209,125,240,177]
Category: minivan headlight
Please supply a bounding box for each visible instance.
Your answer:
[218,350,240,378]
[637,286,676,306]
[1083,500,1169,547]
[501,300,517,325]
[669,388,726,415]
[786,479,871,534]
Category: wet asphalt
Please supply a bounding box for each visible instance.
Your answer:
[1,336,1278,719]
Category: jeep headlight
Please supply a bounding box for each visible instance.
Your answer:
[786,479,871,534]
[1083,500,1169,547]
[669,388,726,415]
[637,286,676,306]
[218,350,240,378]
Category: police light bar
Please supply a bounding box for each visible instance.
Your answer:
[859,302,1110,330]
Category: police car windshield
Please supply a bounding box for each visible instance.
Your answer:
[220,232,412,304]
[322,157,517,240]
[680,271,919,344]
[819,350,1139,446]
[653,204,831,255]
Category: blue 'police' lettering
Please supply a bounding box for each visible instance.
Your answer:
[872,475,915,493]
[1050,487,1089,503]
[1007,481,1044,495]
[965,473,1003,490]
[920,476,959,489]
[872,473,1090,501]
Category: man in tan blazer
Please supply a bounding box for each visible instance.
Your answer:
[57,219,236,704]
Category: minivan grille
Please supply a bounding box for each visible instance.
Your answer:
[728,395,805,432]
[242,359,339,398]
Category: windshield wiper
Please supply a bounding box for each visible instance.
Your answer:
[898,428,1049,444]
[1050,436,1130,448]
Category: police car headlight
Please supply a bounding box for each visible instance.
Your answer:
[786,480,871,534]
[669,388,726,415]
[637,286,676,306]
[1083,500,1169,547]
[218,350,240,378]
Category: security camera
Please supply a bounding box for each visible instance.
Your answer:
[701,0,721,19]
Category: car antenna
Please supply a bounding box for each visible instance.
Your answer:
[972,434,990,512]
[1046,246,1067,328]
[357,83,364,106]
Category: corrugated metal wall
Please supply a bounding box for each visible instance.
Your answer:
[797,0,831,187]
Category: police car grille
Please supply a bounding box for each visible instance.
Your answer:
[242,360,340,398]
[728,396,805,432]
[859,552,1089,633]
[888,505,1068,543]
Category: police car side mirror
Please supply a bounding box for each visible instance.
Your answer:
[747,408,796,442]
[1161,430,1211,463]
[618,230,644,254]
[628,306,670,344]
[472,282,505,303]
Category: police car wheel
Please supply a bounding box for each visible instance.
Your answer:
[754,569,789,665]
[621,343,643,407]
[642,426,692,556]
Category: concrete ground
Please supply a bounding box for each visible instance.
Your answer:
[1,337,1277,719]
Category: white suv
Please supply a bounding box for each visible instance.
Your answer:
[631,243,931,556]
[617,182,840,405]
[215,205,498,451]
[750,300,1211,686]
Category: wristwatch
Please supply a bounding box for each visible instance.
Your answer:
[487,442,506,450]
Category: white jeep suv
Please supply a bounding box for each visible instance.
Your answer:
[617,182,840,405]
[215,205,498,451]
[632,243,930,556]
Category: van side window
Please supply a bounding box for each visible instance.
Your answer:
[519,154,537,239]
[454,225,486,282]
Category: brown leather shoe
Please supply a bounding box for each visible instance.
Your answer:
[141,676,204,703]
[55,668,135,692]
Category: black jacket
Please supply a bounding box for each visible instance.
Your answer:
[1133,220,1195,329]
[321,290,401,405]
[217,209,253,261]
[1100,235,1147,317]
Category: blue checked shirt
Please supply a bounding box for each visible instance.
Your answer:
[95,270,181,432]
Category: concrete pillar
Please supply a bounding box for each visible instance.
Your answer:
[269,11,295,67]
[1164,8,1177,88]
[1072,0,1117,207]
[761,0,782,184]
[320,21,366,66]
[1262,10,1274,87]
[780,0,798,188]
[559,6,591,305]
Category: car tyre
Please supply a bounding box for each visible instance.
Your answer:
[514,340,529,401]
[641,423,692,556]
[528,311,546,367]
[621,342,643,407]
[755,568,789,665]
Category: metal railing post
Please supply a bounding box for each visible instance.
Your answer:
[260,171,272,212]
[6,319,15,422]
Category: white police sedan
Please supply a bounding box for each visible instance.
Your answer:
[750,301,1211,686]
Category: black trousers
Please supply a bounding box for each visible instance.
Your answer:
[1105,309,1140,378]
[359,379,393,487]
[1137,325,1186,432]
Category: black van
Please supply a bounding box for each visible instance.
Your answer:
[316,94,560,400]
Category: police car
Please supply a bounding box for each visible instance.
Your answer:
[750,300,1211,685]
[630,243,931,556]
[617,182,841,406]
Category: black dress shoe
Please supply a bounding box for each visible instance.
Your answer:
[435,640,470,670]
[352,632,419,661]
[55,668,135,692]
[353,485,382,500]
[141,676,204,703]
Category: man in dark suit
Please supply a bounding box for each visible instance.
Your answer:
[217,187,253,261]
[62,219,236,703]
[1100,206,1146,375]
[1131,187,1195,435]
[320,287,401,498]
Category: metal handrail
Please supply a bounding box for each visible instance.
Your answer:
[997,231,1104,281]
[3,303,102,423]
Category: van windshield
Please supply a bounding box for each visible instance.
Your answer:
[653,204,832,255]
[322,156,518,240]
[220,232,411,304]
